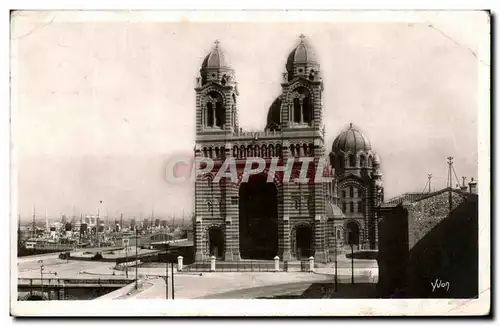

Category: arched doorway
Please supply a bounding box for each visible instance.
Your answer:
[239,173,278,260]
[293,224,313,259]
[346,221,360,247]
[208,226,224,259]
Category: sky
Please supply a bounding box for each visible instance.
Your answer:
[11,11,486,221]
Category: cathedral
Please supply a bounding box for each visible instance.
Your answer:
[192,35,384,263]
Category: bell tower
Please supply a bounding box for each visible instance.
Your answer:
[195,40,239,136]
[280,34,324,131]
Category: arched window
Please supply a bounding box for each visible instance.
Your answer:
[309,70,315,81]
[337,155,343,169]
[232,146,238,158]
[349,202,354,213]
[349,187,354,197]
[291,87,312,125]
[206,102,214,127]
[261,144,267,158]
[341,202,346,213]
[290,144,295,157]
[336,229,341,239]
[360,155,366,167]
[276,144,282,157]
[247,146,253,157]
[205,91,224,129]
[357,201,363,213]
[215,101,224,128]
[255,145,260,157]
[349,154,356,167]
[269,144,275,157]
[240,145,246,159]
[342,190,346,198]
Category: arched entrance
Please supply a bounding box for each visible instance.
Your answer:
[208,226,224,258]
[293,224,313,259]
[239,173,278,260]
[346,221,360,247]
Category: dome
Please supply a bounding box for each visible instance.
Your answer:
[326,202,344,219]
[332,123,372,153]
[285,35,318,74]
[201,41,231,71]
[266,97,282,130]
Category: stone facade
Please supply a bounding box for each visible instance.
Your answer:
[193,36,383,262]
[376,188,478,298]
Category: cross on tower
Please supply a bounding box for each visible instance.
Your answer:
[299,34,306,42]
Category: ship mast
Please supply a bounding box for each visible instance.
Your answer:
[45,208,49,232]
[151,206,154,231]
[32,204,36,238]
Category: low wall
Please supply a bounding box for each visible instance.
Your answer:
[95,279,143,300]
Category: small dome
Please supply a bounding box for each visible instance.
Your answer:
[286,35,318,74]
[266,97,282,130]
[326,202,344,219]
[332,123,372,153]
[201,41,231,71]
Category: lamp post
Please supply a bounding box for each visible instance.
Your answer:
[125,239,129,278]
[171,262,175,300]
[135,228,138,290]
[334,231,338,291]
[350,243,354,285]
[38,260,57,300]
[165,245,169,299]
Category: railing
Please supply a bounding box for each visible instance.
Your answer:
[300,260,311,272]
[182,260,283,272]
[18,278,133,287]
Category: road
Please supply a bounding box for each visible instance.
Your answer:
[127,272,336,299]
[17,254,379,299]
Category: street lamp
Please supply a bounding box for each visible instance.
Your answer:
[334,230,338,292]
[38,260,57,300]
[350,243,354,285]
[135,228,138,290]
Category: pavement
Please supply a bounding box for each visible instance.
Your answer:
[126,272,335,299]
[17,255,379,299]
[17,258,128,280]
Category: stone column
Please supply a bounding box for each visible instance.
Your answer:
[177,256,183,271]
[210,256,216,272]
